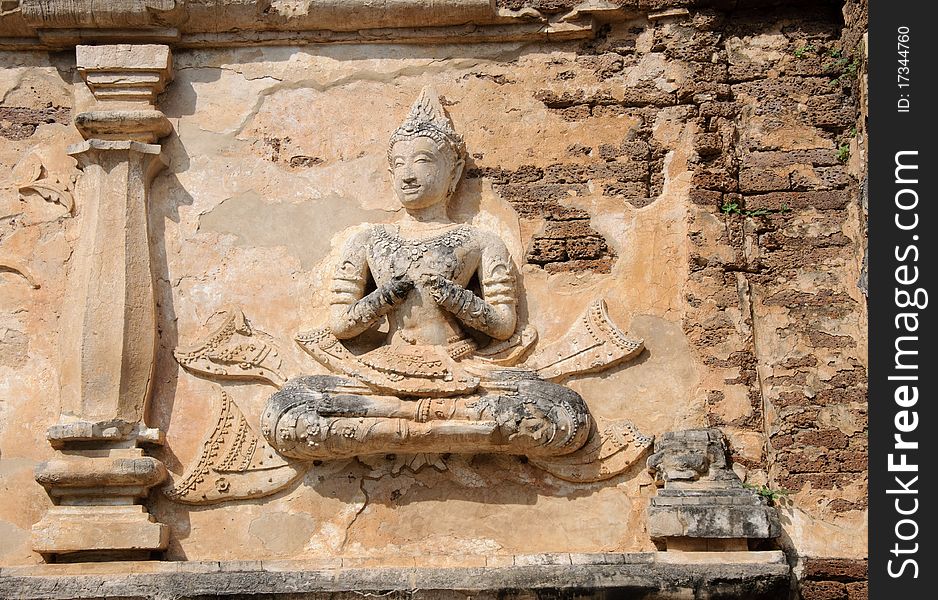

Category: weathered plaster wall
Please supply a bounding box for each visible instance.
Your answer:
[0,0,867,587]
[0,50,78,566]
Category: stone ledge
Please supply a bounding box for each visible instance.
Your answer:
[0,552,790,599]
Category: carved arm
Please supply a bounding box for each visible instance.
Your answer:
[328,231,413,339]
[425,239,517,340]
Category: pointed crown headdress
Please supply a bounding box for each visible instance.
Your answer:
[388,87,465,162]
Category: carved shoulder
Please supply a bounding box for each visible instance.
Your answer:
[340,225,375,256]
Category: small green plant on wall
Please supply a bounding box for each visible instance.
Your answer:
[827,44,862,86]
[794,43,816,58]
[743,483,793,506]
[837,143,851,163]
[721,201,791,217]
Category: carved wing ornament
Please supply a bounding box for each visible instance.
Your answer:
[526,299,644,381]
[163,388,309,505]
[173,308,292,388]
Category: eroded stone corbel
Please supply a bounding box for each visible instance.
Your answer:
[32,43,175,561]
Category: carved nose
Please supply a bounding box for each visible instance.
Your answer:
[402,173,417,183]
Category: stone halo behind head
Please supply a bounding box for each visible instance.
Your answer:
[388,86,465,163]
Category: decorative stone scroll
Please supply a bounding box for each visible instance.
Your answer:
[13,151,78,214]
[0,257,40,289]
[646,429,781,551]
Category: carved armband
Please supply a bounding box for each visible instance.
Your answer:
[481,271,515,307]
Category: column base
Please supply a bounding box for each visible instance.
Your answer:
[32,505,169,559]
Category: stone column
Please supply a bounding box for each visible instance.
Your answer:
[32,45,174,561]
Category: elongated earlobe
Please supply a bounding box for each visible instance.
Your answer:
[449,158,465,195]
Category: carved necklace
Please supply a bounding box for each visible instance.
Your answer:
[371,224,472,274]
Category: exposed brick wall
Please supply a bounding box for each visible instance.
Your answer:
[801,558,868,600]
[0,105,70,140]
[473,4,868,534]
[668,2,866,486]
[668,4,869,597]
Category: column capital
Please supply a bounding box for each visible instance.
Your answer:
[76,44,173,104]
[74,44,174,143]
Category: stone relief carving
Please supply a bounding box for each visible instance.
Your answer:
[527,299,644,382]
[13,150,78,214]
[174,308,294,388]
[164,387,309,504]
[169,89,652,503]
[528,419,653,483]
[30,44,175,559]
[0,149,79,292]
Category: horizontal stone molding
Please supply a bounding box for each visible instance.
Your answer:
[0,551,791,599]
[35,455,167,492]
[0,0,636,48]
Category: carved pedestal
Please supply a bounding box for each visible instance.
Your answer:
[646,429,781,552]
[32,44,173,561]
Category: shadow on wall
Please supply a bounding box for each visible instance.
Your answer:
[148,130,194,476]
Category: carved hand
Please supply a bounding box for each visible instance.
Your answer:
[381,273,415,305]
[422,274,458,305]
[423,275,494,332]
[342,274,414,333]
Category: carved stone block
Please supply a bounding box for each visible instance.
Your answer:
[76,44,173,103]
[74,44,173,142]
[646,429,781,547]
[32,448,169,558]
[32,506,168,558]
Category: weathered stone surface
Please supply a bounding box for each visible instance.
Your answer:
[0,551,792,599]
[76,44,173,103]
[646,429,781,543]
[31,506,169,556]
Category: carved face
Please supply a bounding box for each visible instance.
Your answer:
[389,137,463,211]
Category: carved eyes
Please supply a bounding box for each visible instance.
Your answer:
[392,153,436,168]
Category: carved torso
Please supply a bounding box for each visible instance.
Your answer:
[333,222,515,348]
[369,224,478,346]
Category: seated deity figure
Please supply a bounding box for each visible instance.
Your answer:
[260,89,594,461]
